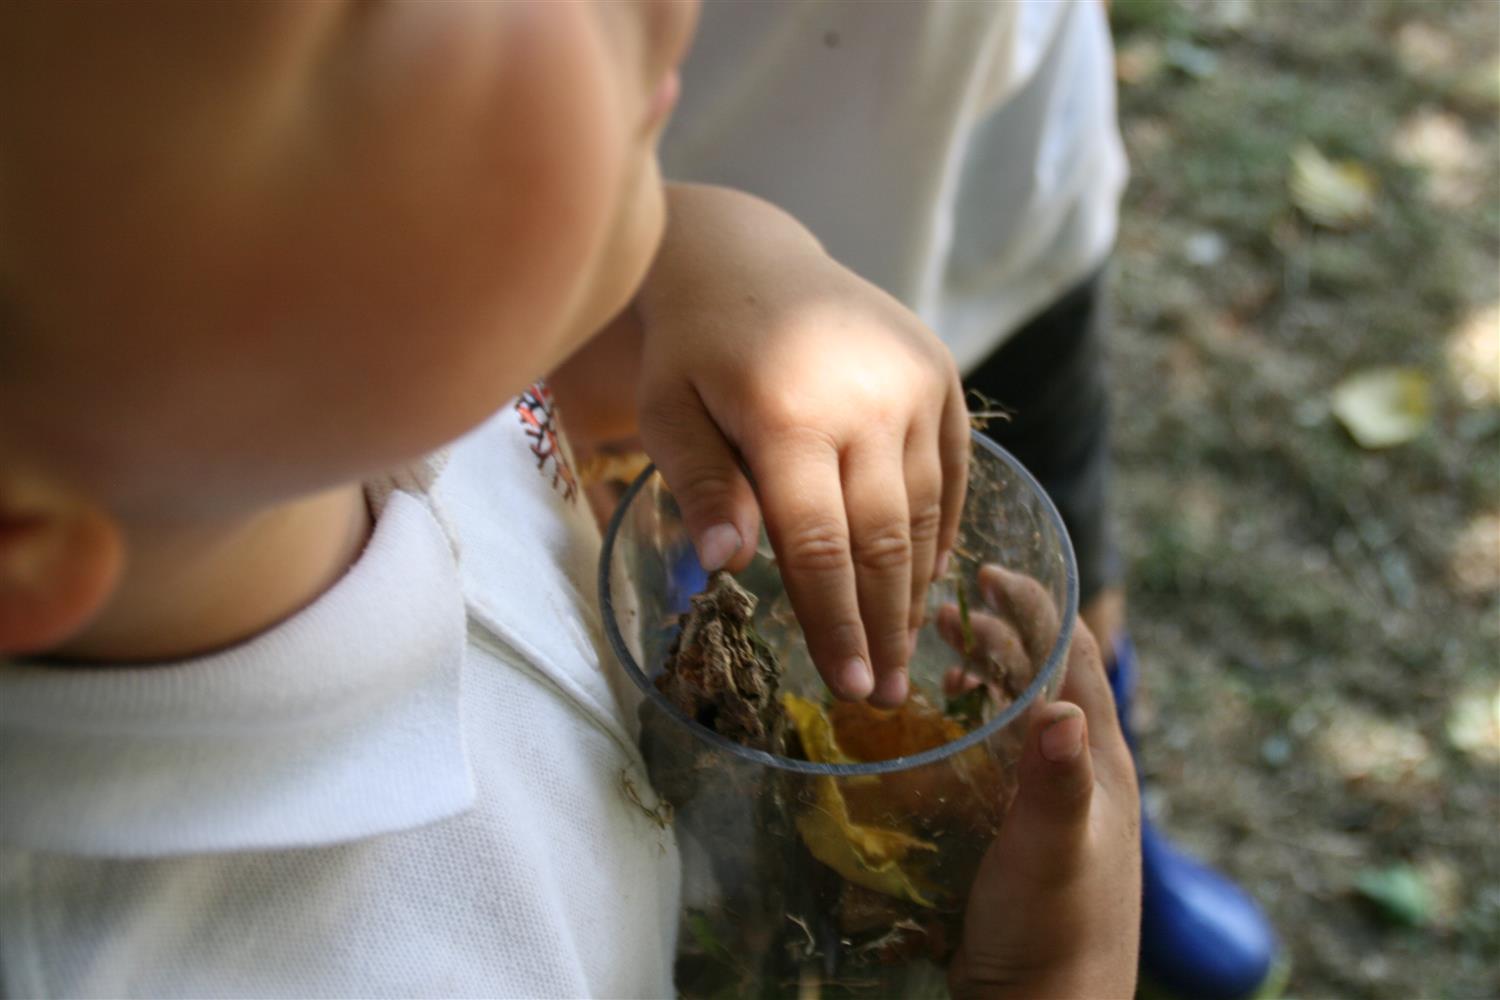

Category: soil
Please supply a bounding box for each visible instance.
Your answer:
[1109,1,1499,996]
[656,570,789,754]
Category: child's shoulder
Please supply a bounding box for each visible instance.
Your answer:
[436,382,643,748]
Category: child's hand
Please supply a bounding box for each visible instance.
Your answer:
[634,184,970,706]
[945,567,1142,1000]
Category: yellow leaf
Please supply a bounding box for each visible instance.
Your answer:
[795,776,940,908]
[1289,143,1377,229]
[1331,367,1433,449]
[782,692,860,765]
[782,694,942,905]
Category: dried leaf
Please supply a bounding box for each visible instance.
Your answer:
[1318,705,1437,787]
[1115,39,1164,86]
[782,692,860,766]
[1331,367,1432,449]
[782,693,946,907]
[795,776,939,908]
[1445,683,1500,763]
[828,693,968,763]
[1449,511,1500,596]
[1452,58,1500,111]
[1447,303,1500,406]
[817,693,1010,836]
[1391,109,1484,209]
[1289,143,1378,229]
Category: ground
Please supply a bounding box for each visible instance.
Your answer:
[1108,1,1500,996]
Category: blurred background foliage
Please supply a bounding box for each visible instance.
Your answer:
[1106,0,1498,996]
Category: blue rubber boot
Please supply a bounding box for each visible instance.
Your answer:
[1109,636,1288,1000]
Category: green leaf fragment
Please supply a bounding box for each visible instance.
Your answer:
[1355,864,1432,928]
[956,584,975,656]
[686,911,734,961]
[945,685,989,726]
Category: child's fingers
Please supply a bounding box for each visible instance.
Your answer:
[935,374,969,576]
[750,434,875,702]
[1011,702,1095,873]
[942,665,983,697]
[1056,623,1134,782]
[977,563,1062,663]
[903,423,944,636]
[934,602,1030,675]
[840,437,912,707]
[950,621,1141,1000]
[949,700,1098,998]
[640,386,761,574]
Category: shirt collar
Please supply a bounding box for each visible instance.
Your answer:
[0,490,474,857]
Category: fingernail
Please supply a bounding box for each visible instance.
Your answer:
[872,668,908,707]
[1040,709,1085,762]
[836,657,874,700]
[696,523,743,571]
[934,550,951,578]
[907,628,920,660]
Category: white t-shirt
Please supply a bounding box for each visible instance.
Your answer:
[0,384,680,998]
[662,0,1127,371]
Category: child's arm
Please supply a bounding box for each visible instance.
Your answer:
[551,183,969,706]
[944,567,1142,999]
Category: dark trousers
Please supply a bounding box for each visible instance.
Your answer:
[963,268,1119,606]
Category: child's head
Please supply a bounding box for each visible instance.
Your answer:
[0,1,696,652]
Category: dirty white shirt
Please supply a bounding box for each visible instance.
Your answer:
[663,0,1128,370]
[0,385,680,999]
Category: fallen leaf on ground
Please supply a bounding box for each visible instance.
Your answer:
[1163,39,1219,79]
[1330,367,1432,449]
[1447,303,1500,406]
[1391,109,1484,209]
[1290,143,1378,229]
[1318,705,1438,787]
[1355,863,1432,928]
[1445,682,1500,762]
[1395,22,1458,80]
[1453,58,1500,111]
[1116,39,1163,86]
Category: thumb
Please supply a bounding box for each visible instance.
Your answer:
[1000,701,1095,886]
[949,701,1096,998]
[639,385,761,574]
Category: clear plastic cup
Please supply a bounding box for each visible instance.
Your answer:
[599,430,1077,997]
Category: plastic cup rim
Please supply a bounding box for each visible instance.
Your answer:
[597,428,1080,776]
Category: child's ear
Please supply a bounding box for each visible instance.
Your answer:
[0,477,123,656]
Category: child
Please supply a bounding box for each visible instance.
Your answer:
[0,2,1136,995]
